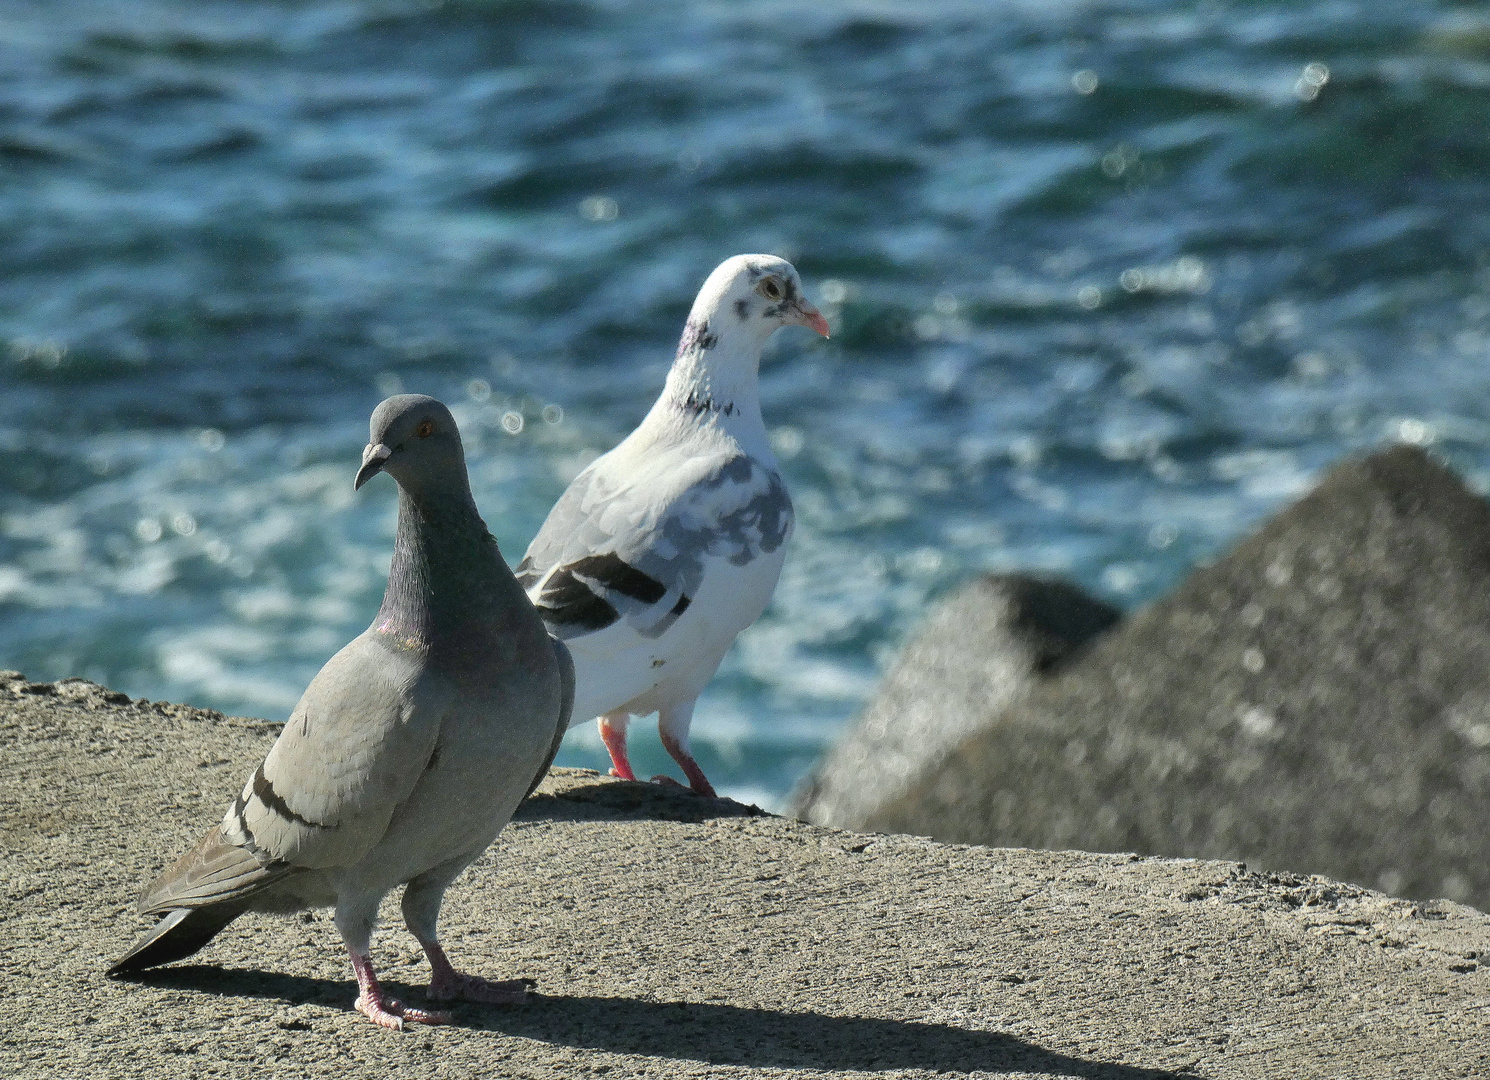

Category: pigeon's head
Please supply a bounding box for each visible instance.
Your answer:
[692,254,829,343]
[355,394,468,492]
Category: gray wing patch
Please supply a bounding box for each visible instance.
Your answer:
[520,454,792,642]
[657,456,792,568]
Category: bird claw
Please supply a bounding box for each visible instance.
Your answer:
[427,971,534,1005]
[355,993,452,1030]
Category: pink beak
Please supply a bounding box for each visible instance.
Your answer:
[791,301,831,338]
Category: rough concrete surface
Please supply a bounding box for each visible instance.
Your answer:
[2,675,1487,1079]
[800,447,1490,912]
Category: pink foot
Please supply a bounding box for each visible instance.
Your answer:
[420,937,533,1007]
[356,992,452,1031]
[599,714,636,781]
[683,771,717,798]
[349,950,450,1031]
[658,732,717,797]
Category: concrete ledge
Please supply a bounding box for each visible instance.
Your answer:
[3,677,1487,1078]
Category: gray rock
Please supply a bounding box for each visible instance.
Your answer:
[825,446,1490,912]
[790,574,1119,827]
[4,682,1488,1077]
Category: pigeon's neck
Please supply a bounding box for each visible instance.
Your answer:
[375,482,514,659]
[659,315,768,448]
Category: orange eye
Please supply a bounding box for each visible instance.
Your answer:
[416,419,435,439]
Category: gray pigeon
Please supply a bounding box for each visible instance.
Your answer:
[516,254,826,796]
[108,394,574,1031]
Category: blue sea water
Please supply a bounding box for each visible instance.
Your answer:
[4,0,1490,807]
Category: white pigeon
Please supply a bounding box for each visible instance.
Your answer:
[515,254,827,797]
[109,395,574,1031]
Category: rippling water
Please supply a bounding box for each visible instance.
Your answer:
[4,0,1490,806]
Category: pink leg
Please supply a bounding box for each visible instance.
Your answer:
[657,701,716,798]
[598,712,635,781]
[349,949,450,1031]
[658,730,716,797]
[419,936,532,1005]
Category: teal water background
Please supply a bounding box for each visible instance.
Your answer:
[5,0,1490,806]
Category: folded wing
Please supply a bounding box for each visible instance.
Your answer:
[137,634,446,914]
[516,449,792,642]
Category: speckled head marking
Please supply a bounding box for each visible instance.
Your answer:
[676,318,719,359]
[683,254,825,342]
[665,255,829,418]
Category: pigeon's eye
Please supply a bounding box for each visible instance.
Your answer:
[758,277,783,302]
[416,419,435,439]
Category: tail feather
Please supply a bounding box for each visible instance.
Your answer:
[138,824,289,915]
[111,821,300,976]
[107,902,249,976]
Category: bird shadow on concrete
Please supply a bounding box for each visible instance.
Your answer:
[126,967,1184,1078]
[481,994,1186,1079]
[516,780,767,824]
[126,965,359,1012]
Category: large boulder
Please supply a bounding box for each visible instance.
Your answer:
[789,575,1119,829]
[796,446,1490,911]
